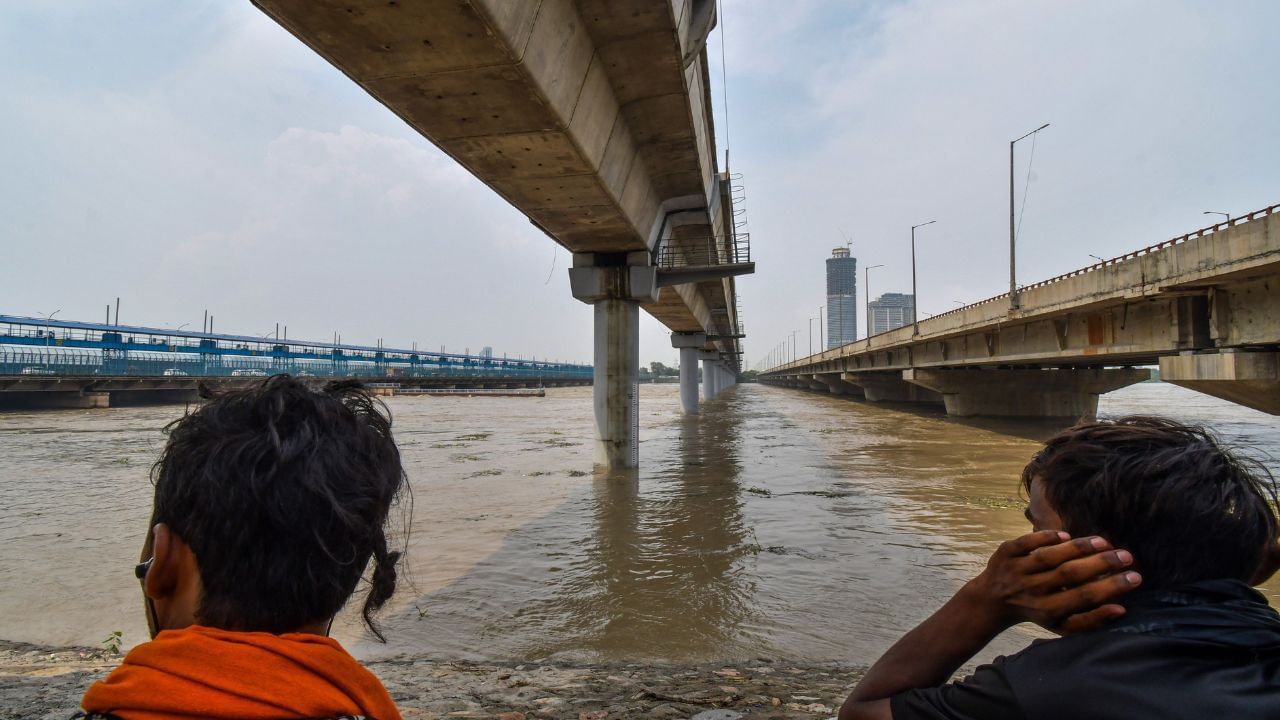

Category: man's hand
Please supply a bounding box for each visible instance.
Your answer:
[839,530,1142,720]
[961,530,1142,635]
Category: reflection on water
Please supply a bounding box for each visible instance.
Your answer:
[0,382,1275,664]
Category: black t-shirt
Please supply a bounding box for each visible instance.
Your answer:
[890,580,1280,720]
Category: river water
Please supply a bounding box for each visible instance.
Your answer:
[0,382,1275,664]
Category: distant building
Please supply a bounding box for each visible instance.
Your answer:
[869,293,915,335]
[826,247,857,348]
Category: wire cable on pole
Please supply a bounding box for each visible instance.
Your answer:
[718,0,731,171]
[1016,131,1038,242]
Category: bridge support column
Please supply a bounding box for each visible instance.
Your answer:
[1160,351,1280,415]
[814,373,863,397]
[672,333,707,415]
[571,255,659,470]
[0,391,110,410]
[903,367,1150,418]
[844,371,943,405]
[699,350,719,401]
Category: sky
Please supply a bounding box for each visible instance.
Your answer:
[2,1,1277,368]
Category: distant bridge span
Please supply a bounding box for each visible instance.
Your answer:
[0,315,591,409]
[762,204,1280,417]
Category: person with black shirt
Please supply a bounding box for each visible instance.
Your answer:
[840,416,1280,720]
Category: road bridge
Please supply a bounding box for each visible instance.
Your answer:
[0,315,590,409]
[253,0,752,468]
[762,204,1280,418]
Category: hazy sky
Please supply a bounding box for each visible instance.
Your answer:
[2,1,1277,367]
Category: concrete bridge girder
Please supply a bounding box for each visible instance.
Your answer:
[842,372,943,406]
[902,367,1150,419]
[811,373,862,397]
[1161,351,1280,416]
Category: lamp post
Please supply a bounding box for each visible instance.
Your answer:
[911,221,935,335]
[865,264,884,339]
[1088,254,1105,263]
[818,306,824,351]
[791,330,799,365]
[38,309,61,367]
[1010,122,1050,309]
[1203,211,1230,225]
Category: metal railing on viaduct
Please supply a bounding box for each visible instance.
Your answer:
[0,315,592,409]
[761,204,1280,418]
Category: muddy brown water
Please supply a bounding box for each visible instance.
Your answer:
[0,382,1275,664]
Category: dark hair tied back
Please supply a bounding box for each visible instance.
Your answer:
[152,375,409,639]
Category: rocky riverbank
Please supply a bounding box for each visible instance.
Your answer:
[1,640,863,720]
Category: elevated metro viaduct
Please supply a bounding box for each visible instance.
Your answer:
[0,315,591,409]
[762,205,1280,418]
[254,0,753,469]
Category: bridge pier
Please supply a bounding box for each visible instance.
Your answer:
[672,333,706,415]
[699,350,719,401]
[109,389,201,406]
[844,371,943,405]
[0,390,110,410]
[903,367,1150,418]
[571,255,659,470]
[1160,351,1280,415]
[813,373,863,397]
[715,362,735,396]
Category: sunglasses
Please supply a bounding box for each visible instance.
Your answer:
[135,557,161,639]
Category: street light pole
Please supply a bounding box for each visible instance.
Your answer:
[865,264,884,339]
[818,306,824,351]
[1203,211,1230,226]
[39,309,61,367]
[910,222,935,335]
[1011,122,1049,309]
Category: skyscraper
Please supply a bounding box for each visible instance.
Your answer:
[826,247,857,348]
[868,292,915,335]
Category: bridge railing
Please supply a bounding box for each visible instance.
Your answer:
[0,347,593,380]
[924,202,1280,325]
[763,201,1280,374]
[657,233,751,269]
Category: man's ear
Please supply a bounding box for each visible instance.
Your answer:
[145,523,186,600]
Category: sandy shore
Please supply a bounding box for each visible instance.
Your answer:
[1,639,863,720]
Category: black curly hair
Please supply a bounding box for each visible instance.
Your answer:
[150,375,407,639]
[1023,415,1278,590]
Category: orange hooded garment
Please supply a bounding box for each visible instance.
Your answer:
[80,625,403,720]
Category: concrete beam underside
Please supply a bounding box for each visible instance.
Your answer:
[1160,352,1280,415]
[903,367,1151,418]
[843,372,943,405]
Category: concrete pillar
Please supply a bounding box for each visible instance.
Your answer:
[698,350,719,401]
[813,373,863,397]
[570,255,658,470]
[671,333,707,415]
[1160,351,1280,415]
[844,371,943,405]
[593,298,639,466]
[109,389,201,406]
[903,367,1150,418]
[0,391,110,410]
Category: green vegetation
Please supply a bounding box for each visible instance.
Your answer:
[101,630,123,655]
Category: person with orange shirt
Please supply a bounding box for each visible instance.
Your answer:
[78,376,407,720]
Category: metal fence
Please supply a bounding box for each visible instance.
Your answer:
[656,233,751,269]
[0,347,593,380]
